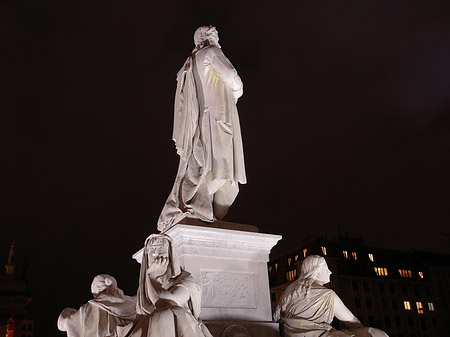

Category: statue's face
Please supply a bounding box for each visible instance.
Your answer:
[315,263,332,285]
[208,27,219,45]
[147,241,169,262]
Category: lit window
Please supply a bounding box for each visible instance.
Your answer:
[321,247,327,255]
[343,251,349,259]
[418,271,424,279]
[352,252,358,260]
[274,263,278,271]
[404,301,411,310]
[303,249,308,258]
[374,267,388,276]
[398,269,412,278]
[286,269,297,282]
[287,257,292,266]
[416,302,424,314]
[294,254,299,261]
[428,302,435,311]
[268,265,273,274]
[368,253,375,262]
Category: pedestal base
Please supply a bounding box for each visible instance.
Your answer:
[205,320,280,337]
[133,219,282,336]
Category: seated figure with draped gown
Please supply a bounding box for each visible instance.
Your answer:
[128,234,212,337]
[274,255,389,337]
[58,274,136,337]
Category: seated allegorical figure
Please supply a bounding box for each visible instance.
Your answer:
[273,255,389,337]
[58,274,136,337]
[128,233,212,337]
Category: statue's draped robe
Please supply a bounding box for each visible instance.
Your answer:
[158,44,246,231]
[275,283,370,337]
[57,293,136,337]
[129,235,212,337]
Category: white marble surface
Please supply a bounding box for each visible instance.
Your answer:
[134,223,281,324]
[157,26,246,231]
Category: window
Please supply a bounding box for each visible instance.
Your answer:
[420,318,427,330]
[416,302,424,314]
[352,252,358,260]
[379,283,385,293]
[407,317,414,327]
[389,284,395,294]
[404,301,411,310]
[368,253,375,262]
[321,246,327,255]
[343,250,349,259]
[374,267,388,276]
[418,271,424,278]
[363,282,369,291]
[303,249,308,258]
[352,281,359,291]
[287,257,292,266]
[274,262,278,271]
[392,300,398,310]
[398,269,412,278]
[382,299,387,309]
[294,254,299,262]
[395,317,401,327]
[355,298,361,308]
[427,302,435,311]
[414,286,420,297]
[286,269,297,282]
[366,299,372,309]
[385,317,391,327]
[268,265,273,274]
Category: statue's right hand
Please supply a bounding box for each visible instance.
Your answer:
[147,256,169,278]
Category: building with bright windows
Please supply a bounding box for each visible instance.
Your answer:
[268,234,450,337]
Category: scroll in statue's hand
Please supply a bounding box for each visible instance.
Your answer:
[147,256,169,278]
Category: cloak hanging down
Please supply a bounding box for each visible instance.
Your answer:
[157,44,246,231]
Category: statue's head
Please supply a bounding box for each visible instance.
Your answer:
[146,235,170,262]
[144,234,181,278]
[300,255,331,285]
[194,25,219,47]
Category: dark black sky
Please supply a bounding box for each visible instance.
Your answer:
[2,0,450,335]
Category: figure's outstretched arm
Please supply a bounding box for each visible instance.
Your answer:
[333,293,362,324]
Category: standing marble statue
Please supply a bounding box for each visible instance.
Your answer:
[58,274,136,337]
[158,25,246,232]
[128,234,212,337]
[274,255,389,337]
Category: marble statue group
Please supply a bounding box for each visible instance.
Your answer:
[58,26,389,337]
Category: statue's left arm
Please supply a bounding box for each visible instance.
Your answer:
[333,292,364,327]
[208,47,243,100]
[145,276,190,307]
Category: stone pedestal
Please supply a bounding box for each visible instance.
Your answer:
[133,218,282,337]
[172,219,282,336]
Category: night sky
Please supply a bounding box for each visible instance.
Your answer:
[2,0,450,335]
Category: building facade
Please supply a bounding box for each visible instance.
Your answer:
[269,235,450,337]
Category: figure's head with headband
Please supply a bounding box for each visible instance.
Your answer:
[193,25,220,50]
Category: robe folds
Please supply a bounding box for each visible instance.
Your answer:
[158,44,246,232]
[129,234,212,337]
[57,293,136,337]
[276,283,370,337]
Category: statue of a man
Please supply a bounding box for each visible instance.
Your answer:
[157,25,246,232]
